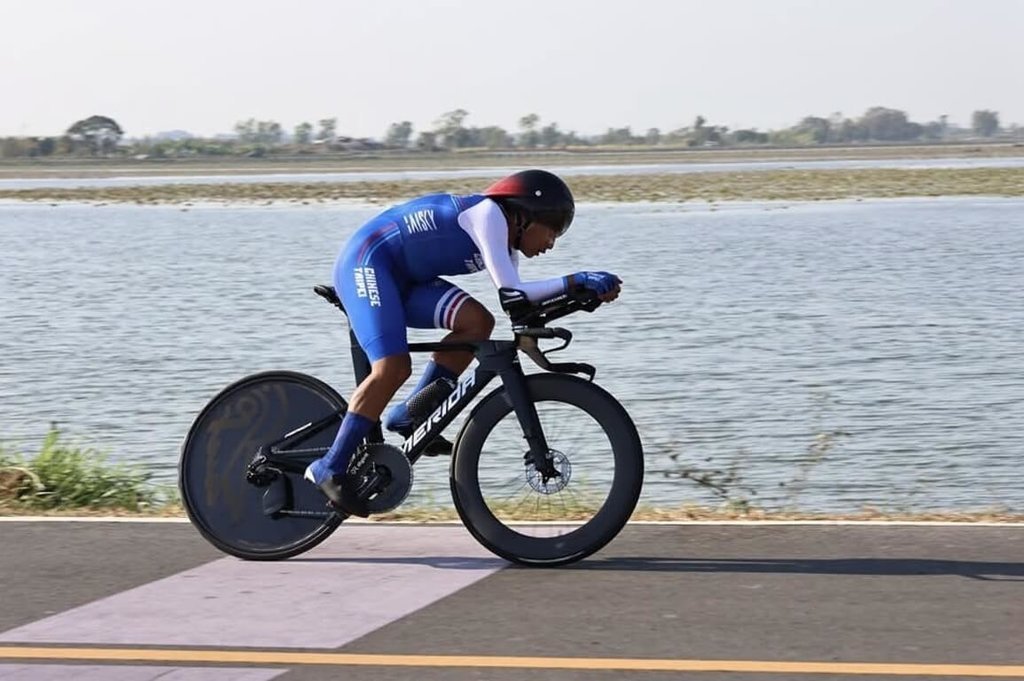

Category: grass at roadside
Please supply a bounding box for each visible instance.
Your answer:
[2,503,1020,523]
[0,427,165,513]
[3,429,1019,522]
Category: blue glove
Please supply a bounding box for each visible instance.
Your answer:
[567,271,621,295]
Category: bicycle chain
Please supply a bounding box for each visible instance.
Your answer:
[270,446,329,455]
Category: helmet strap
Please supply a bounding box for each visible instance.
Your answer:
[513,222,527,250]
[497,200,530,250]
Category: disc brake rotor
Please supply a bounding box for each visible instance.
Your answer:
[525,450,571,494]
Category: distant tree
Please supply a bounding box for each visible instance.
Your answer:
[539,122,563,147]
[600,126,636,145]
[835,117,863,143]
[518,113,540,148]
[294,122,313,145]
[34,137,57,156]
[435,109,470,148]
[0,138,29,158]
[562,130,587,146]
[518,113,539,131]
[477,126,512,149]
[416,131,438,151]
[858,107,919,141]
[796,116,831,144]
[645,128,661,145]
[903,122,924,140]
[66,115,124,155]
[0,136,60,158]
[690,115,725,146]
[732,129,768,144]
[922,114,950,141]
[972,110,1000,137]
[234,118,256,143]
[663,127,691,145]
[233,119,284,146]
[923,121,944,140]
[257,121,283,146]
[385,121,414,148]
[317,118,337,143]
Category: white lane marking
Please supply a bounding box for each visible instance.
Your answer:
[0,664,285,680]
[0,525,503,649]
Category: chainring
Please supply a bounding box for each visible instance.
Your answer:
[358,443,414,514]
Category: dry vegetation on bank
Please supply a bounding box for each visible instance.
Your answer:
[3,167,1024,206]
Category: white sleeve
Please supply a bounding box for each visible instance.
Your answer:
[457,198,568,302]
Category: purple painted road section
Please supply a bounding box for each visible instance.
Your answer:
[0,525,504,649]
[0,665,284,680]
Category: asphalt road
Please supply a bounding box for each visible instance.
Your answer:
[1,520,1022,680]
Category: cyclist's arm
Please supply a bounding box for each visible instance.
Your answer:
[458,199,567,302]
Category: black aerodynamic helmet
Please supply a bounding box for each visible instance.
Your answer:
[483,169,575,237]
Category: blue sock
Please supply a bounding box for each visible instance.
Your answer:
[314,411,376,480]
[384,360,458,431]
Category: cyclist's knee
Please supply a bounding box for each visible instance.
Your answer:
[453,300,495,338]
[371,354,412,387]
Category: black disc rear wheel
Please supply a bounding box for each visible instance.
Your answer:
[179,371,346,560]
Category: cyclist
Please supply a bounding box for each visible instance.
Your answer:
[304,169,621,515]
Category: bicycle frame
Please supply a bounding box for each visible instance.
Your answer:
[252,284,603,483]
[257,336,556,476]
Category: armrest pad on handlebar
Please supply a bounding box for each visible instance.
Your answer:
[498,287,602,327]
[517,327,573,342]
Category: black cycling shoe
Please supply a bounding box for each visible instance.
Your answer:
[304,462,370,518]
[319,475,370,518]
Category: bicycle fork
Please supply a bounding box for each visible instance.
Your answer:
[475,342,559,480]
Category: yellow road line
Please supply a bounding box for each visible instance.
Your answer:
[0,646,1023,677]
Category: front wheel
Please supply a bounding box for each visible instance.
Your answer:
[451,373,643,566]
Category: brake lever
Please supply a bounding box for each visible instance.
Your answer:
[516,327,572,352]
[516,330,596,380]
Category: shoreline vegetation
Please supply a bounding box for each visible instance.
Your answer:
[1,429,1020,523]
[2,142,1023,178]
[3,167,1024,206]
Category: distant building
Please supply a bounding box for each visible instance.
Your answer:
[153,130,194,141]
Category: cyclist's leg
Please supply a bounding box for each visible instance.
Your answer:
[384,279,494,433]
[306,226,411,489]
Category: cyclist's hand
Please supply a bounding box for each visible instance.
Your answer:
[570,271,622,300]
[597,272,621,302]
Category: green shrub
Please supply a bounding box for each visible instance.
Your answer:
[0,427,158,511]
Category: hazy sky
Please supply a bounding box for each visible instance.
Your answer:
[4,0,1023,139]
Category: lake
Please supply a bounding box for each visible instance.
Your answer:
[1,197,1021,512]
